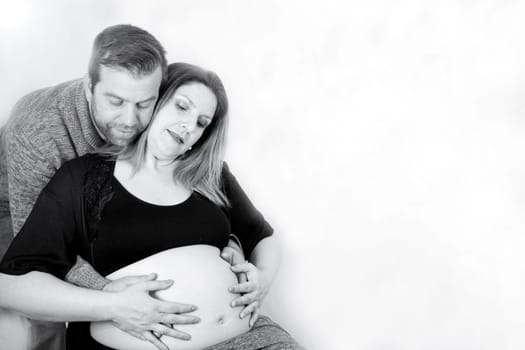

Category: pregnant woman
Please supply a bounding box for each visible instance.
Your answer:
[0,63,302,350]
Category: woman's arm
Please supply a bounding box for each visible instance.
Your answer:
[248,235,282,289]
[220,163,281,325]
[221,163,274,258]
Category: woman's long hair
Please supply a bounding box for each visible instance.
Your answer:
[99,62,230,207]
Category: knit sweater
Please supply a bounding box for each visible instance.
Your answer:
[0,79,106,350]
[0,79,104,256]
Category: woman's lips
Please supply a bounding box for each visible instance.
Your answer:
[167,129,185,144]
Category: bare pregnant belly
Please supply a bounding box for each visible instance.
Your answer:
[90,245,250,350]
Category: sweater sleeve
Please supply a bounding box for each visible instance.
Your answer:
[222,163,274,258]
[5,127,60,235]
[0,161,79,280]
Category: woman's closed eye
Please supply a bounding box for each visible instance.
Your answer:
[197,117,210,128]
[176,102,188,111]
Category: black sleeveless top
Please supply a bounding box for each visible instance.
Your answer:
[94,176,231,275]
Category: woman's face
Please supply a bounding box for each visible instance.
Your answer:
[147,82,218,161]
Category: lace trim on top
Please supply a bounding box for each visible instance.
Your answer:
[83,155,114,242]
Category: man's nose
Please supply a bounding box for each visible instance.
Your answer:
[120,104,138,126]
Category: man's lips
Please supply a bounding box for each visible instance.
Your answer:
[167,129,185,144]
[113,128,136,136]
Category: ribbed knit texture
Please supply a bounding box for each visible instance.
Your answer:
[65,256,111,291]
[0,79,103,243]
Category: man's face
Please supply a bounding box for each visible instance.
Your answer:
[88,65,163,146]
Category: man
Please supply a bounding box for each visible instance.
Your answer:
[1,24,165,243]
[0,24,198,350]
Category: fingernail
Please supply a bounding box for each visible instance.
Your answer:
[240,312,245,318]
[191,305,197,311]
[228,287,234,292]
[231,301,235,307]
[184,335,191,340]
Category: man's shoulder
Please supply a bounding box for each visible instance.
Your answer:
[3,79,85,144]
[12,78,83,113]
[5,79,84,134]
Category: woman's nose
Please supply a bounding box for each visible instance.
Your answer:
[180,123,195,135]
[180,114,198,132]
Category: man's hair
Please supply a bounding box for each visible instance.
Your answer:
[88,24,167,89]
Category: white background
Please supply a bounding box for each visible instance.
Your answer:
[2,1,525,349]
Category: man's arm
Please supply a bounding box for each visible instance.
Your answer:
[66,256,156,293]
[5,130,58,235]
[66,256,111,290]
[0,271,199,350]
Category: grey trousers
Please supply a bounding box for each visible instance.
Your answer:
[203,316,305,350]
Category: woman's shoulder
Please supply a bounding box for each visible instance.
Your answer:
[219,161,245,201]
[220,161,234,189]
[221,161,231,176]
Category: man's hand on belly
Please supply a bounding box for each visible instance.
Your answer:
[105,273,201,350]
[103,273,159,293]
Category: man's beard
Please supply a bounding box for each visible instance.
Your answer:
[90,99,145,146]
[104,123,143,146]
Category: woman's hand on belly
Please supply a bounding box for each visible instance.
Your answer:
[228,261,271,327]
[220,243,247,284]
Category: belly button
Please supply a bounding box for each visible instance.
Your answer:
[217,315,225,324]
